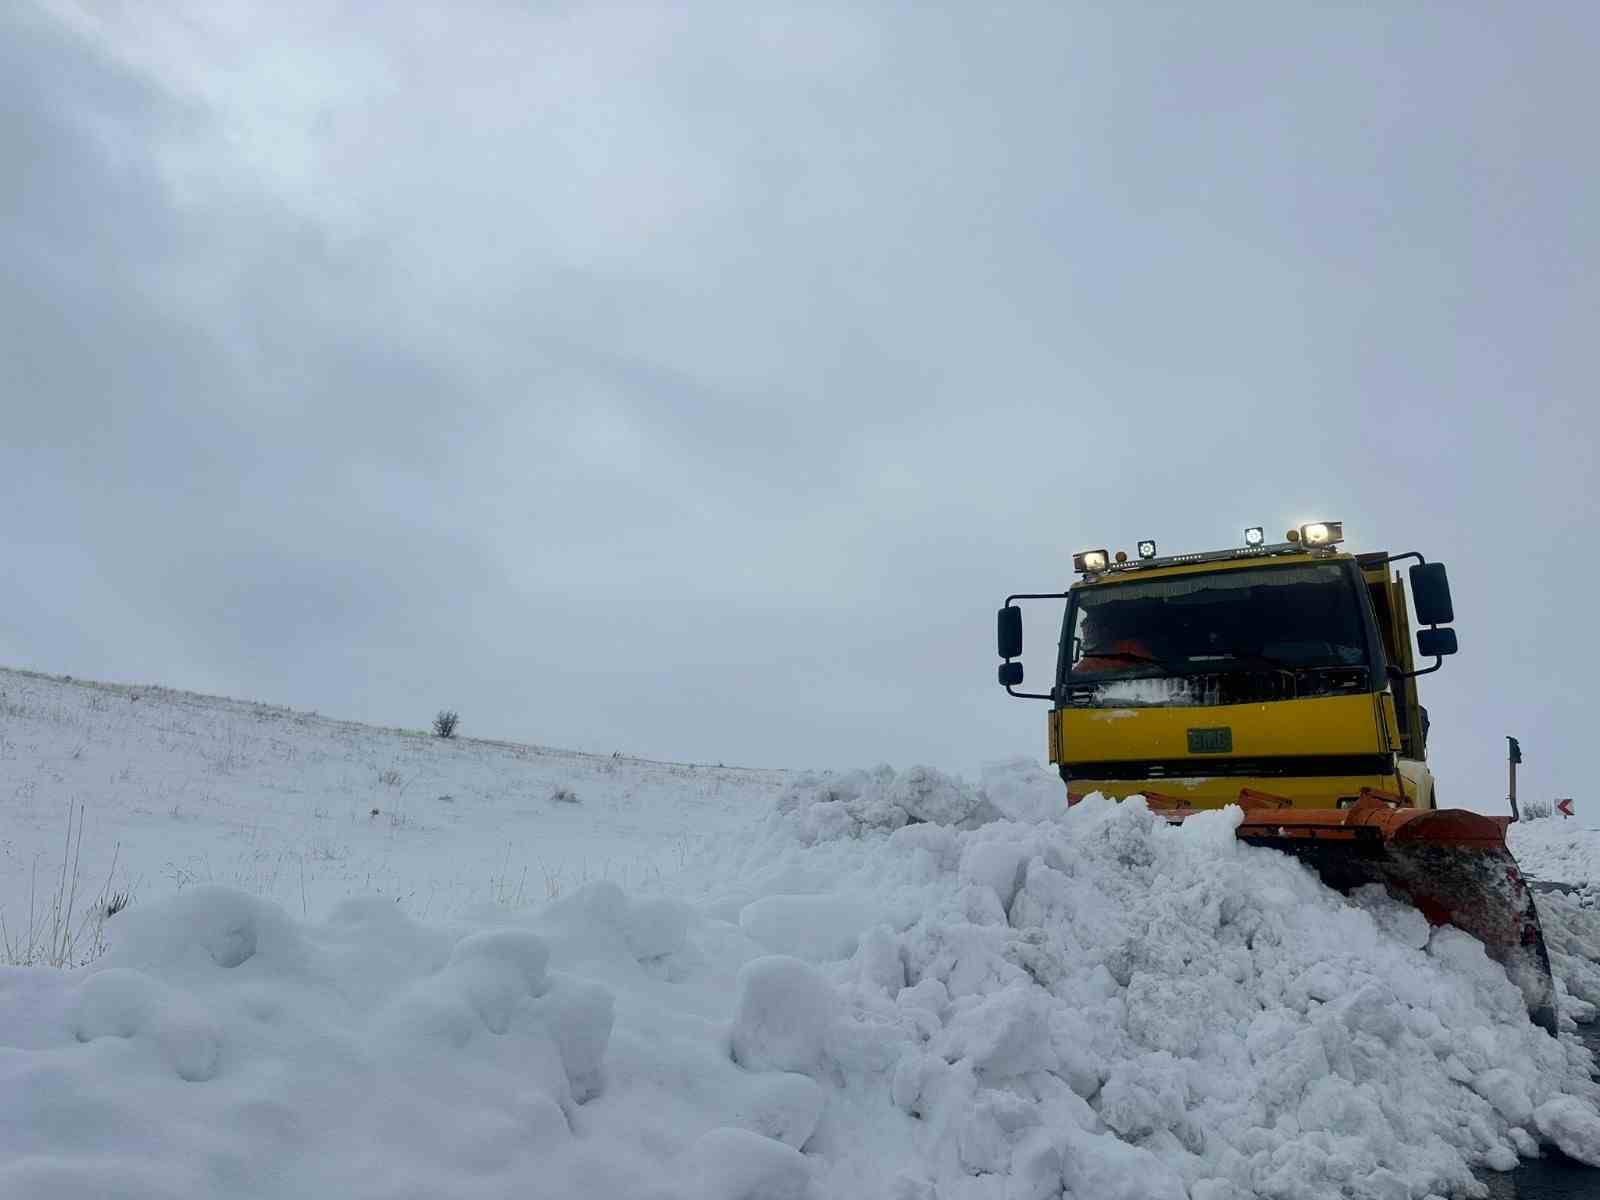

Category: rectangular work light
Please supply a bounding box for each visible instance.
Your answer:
[1299,521,1344,546]
[1073,549,1109,573]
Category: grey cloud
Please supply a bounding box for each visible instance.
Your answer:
[3,3,1598,794]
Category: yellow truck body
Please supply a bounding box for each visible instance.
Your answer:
[994,529,1554,1031]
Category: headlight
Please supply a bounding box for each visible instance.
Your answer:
[1298,520,1344,546]
[1243,526,1264,547]
[1073,549,1109,573]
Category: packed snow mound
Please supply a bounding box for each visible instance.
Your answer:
[769,758,1071,841]
[0,886,629,1199]
[775,763,1005,840]
[689,763,1600,1196]
[974,756,1076,824]
[1537,889,1600,1029]
[1505,819,1600,1026]
[0,882,823,1200]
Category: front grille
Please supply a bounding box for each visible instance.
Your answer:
[1061,753,1394,781]
[1057,667,1369,707]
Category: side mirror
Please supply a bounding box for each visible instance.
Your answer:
[998,661,1024,686]
[997,606,1023,660]
[1409,562,1455,626]
[1417,627,1458,658]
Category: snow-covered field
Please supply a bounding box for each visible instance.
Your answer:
[3,666,1600,1199]
[0,667,780,937]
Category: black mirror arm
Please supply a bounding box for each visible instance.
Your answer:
[1388,658,1445,680]
[1005,684,1055,701]
[999,590,1071,701]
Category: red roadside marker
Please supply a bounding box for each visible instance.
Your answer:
[1556,798,1574,818]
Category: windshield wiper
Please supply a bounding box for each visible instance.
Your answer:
[1076,648,1187,677]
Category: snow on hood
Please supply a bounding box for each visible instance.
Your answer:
[3,762,1599,1200]
[1092,677,1203,706]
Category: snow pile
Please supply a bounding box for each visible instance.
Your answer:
[1506,818,1600,1025]
[0,886,626,1198]
[973,757,1074,825]
[691,761,1600,1196]
[1538,889,1600,1029]
[772,764,1005,842]
[2,876,852,1199]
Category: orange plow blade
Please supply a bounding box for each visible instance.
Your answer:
[1146,789,1557,1034]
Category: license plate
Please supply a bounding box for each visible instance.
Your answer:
[1187,727,1232,753]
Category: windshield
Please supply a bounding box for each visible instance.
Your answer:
[1063,562,1370,686]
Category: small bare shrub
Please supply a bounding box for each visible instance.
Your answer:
[1521,799,1553,820]
[549,785,580,804]
[490,865,532,908]
[378,768,403,787]
[432,710,460,739]
[1,804,131,967]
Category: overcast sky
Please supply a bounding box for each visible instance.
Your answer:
[4,2,1597,810]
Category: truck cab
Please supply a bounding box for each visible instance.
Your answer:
[998,523,1459,813]
[993,528,1561,1031]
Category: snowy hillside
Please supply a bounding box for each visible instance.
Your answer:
[0,667,782,942]
[3,667,1600,1199]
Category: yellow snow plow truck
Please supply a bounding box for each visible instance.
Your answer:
[996,521,1556,1033]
